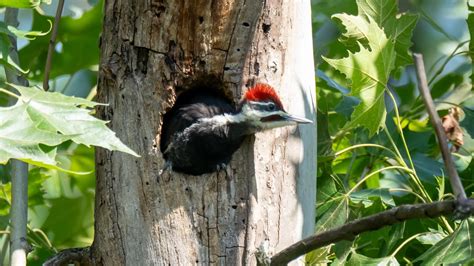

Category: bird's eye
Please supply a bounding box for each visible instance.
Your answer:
[267,102,276,111]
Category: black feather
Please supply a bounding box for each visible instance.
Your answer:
[160,86,246,175]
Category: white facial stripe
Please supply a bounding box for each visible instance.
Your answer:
[242,104,284,119]
[197,102,296,132]
[239,104,297,129]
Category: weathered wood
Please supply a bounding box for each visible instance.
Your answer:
[93,0,316,264]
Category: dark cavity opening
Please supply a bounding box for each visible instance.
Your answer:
[262,23,271,33]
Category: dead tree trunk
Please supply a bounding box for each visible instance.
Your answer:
[92,0,316,265]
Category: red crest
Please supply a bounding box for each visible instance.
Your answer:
[244,83,283,109]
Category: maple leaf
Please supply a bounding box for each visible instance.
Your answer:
[324,16,395,135]
[0,85,139,169]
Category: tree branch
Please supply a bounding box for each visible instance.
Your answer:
[43,0,65,91]
[413,53,470,216]
[42,247,92,266]
[270,200,474,265]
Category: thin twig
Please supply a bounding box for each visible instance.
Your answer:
[413,53,468,205]
[4,8,31,266]
[43,0,65,91]
[270,200,474,265]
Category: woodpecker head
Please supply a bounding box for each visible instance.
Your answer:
[237,83,312,131]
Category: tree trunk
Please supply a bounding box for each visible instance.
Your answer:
[92,0,316,265]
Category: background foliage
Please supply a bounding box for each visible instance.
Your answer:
[312,0,473,264]
[0,0,472,265]
[0,1,101,264]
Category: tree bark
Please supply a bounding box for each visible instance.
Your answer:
[93,0,316,265]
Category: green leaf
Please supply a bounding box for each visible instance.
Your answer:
[356,0,418,70]
[393,82,416,113]
[27,168,50,207]
[347,253,399,266]
[6,21,52,40]
[41,144,95,199]
[316,69,349,94]
[305,246,331,265]
[41,196,94,247]
[416,232,444,246]
[0,0,46,8]
[384,223,405,256]
[453,153,472,173]
[415,218,474,264]
[0,33,29,74]
[316,110,333,157]
[431,73,464,99]
[461,105,474,137]
[332,240,353,265]
[0,167,50,215]
[0,17,49,74]
[410,153,443,184]
[324,16,395,136]
[316,193,349,231]
[469,6,474,84]
[317,173,339,203]
[0,198,9,216]
[0,85,139,168]
[27,143,96,254]
[436,83,472,111]
[350,188,395,208]
[0,102,62,165]
[333,14,371,51]
[335,96,360,118]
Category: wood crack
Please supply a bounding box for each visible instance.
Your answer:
[110,170,127,264]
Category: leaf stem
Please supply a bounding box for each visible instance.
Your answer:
[334,143,399,159]
[389,188,426,202]
[30,227,55,251]
[0,88,20,99]
[384,92,432,203]
[346,166,414,195]
[390,232,427,257]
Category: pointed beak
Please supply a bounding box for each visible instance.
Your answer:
[281,112,313,124]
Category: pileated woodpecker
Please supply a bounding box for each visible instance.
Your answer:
[160,83,312,175]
